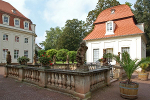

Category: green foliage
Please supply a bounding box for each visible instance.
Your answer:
[84,0,120,36]
[38,50,46,57]
[17,56,30,64]
[40,27,62,50]
[59,19,86,51]
[140,63,149,72]
[39,52,52,65]
[133,0,150,56]
[56,49,69,63]
[105,52,150,83]
[46,49,57,59]
[125,1,133,8]
[67,51,77,63]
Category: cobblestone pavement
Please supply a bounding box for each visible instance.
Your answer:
[0,66,150,100]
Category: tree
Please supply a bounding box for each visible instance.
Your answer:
[56,49,69,63]
[46,49,57,60]
[40,27,62,50]
[85,0,120,36]
[67,51,77,63]
[133,0,150,56]
[58,19,86,51]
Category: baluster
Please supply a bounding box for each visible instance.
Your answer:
[58,73,62,88]
[51,73,54,86]
[48,73,51,85]
[55,73,58,87]
[71,75,75,91]
[90,74,93,90]
[37,71,40,82]
[66,74,71,90]
[62,74,67,89]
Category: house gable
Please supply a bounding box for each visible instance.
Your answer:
[84,5,144,41]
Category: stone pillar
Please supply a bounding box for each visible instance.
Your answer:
[39,70,47,88]
[74,74,91,99]
[4,66,8,78]
[104,69,111,86]
[18,67,25,81]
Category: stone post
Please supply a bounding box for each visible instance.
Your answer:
[4,66,8,78]
[18,67,25,81]
[74,74,91,99]
[39,70,47,87]
[104,69,111,86]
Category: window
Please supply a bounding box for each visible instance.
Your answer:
[24,21,29,29]
[106,48,113,62]
[3,34,8,41]
[3,49,8,59]
[24,50,28,58]
[25,38,28,43]
[105,21,115,35]
[93,49,99,62]
[122,47,130,54]
[14,18,20,27]
[4,16,8,23]
[15,36,19,42]
[107,22,112,31]
[14,50,19,59]
[2,14,10,25]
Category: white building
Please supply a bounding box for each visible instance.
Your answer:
[84,5,147,65]
[0,0,37,64]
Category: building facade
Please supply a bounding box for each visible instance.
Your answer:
[0,0,37,64]
[84,5,147,65]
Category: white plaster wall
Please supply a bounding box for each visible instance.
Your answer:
[0,28,35,63]
[86,35,145,65]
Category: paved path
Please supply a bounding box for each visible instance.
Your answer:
[0,66,150,100]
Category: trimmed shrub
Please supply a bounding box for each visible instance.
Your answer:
[56,49,69,63]
[67,51,77,63]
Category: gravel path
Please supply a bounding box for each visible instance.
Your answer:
[0,66,150,100]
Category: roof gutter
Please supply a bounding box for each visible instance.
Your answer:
[84,33,145,41]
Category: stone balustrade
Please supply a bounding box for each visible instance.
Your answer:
[4,65,110,100]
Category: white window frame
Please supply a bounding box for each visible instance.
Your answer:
[2,14,10,25]
[3,34,8,41]
[105,21,115,35]
[24,21,29,30]
[93,49,99,62]
[3,49,8,59]
[106,48,113,62]
[14,50,19,59]
[24,50,28,58]
[24,38,28,43]
[15,36,19,42]
[14,18,20,27]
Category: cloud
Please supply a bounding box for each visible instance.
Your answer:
[2,0,30,18]
[44,0,97,27]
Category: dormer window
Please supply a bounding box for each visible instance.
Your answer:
[12,9,16,14]
[2,14,10,25]
[14,18,20,27]
[105,21,116,35]
[111,9,115,14]
[107,22,112,31]
[24,21,29,30]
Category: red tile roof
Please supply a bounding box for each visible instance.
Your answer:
[94,4,134,24]
[0,0,29,20]
[84,5,144,40]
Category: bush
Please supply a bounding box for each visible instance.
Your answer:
[39,52,52,65]
[56,49,69,63]
[17,56,30,65]
[38,50,46,57]
[46,49,57,60]
[67,51,77,63]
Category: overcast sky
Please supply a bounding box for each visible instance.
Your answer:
[3,0,136,47]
